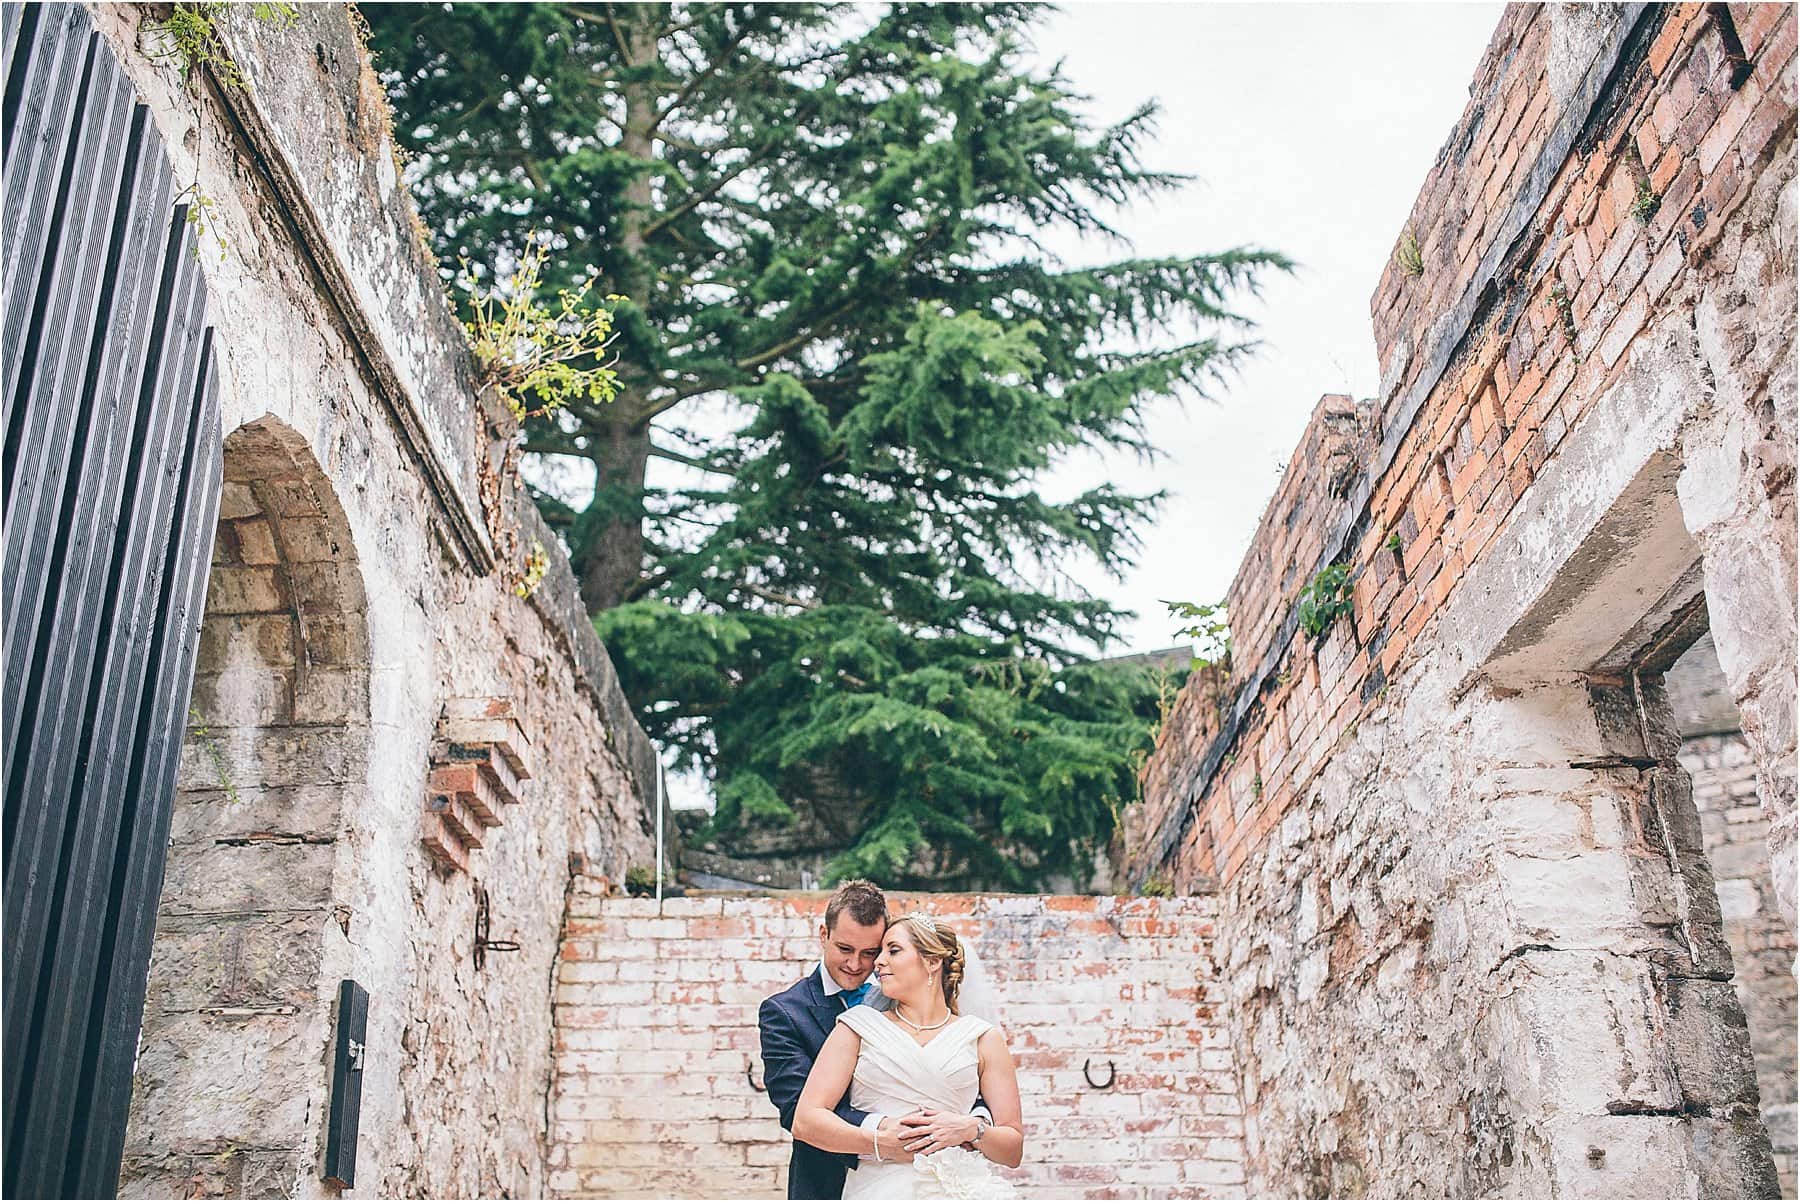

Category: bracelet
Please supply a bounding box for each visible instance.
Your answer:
[972,1116,991,1146]
[872,1127,884,1163]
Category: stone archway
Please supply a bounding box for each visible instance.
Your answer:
[120,417,370,1199]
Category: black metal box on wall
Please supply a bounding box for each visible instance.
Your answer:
[323,979,369,1189]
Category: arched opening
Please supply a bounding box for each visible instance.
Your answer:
[120,417,369,1199]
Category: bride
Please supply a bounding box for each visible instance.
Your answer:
[794,914,1023,1199]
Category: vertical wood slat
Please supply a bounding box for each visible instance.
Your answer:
[0,17,119,782]
[1,0,41,150]
[0,5,221,1197]
[0,3,93,479]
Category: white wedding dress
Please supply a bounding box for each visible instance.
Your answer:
[837,1008,1019,1200]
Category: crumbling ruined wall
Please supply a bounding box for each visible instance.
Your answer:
[1670,632,1799,1197]
[550,893,1246,1200]
[85,5,664,1197]
[1136,4,1795,1197]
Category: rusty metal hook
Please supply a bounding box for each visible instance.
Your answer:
[747,1057,766,1093]
[473,884,522,971]
[1083,1058,1115,1090]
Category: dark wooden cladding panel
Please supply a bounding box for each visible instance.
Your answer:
[1,4,94,465]
[77,338,221,1200]
[0,14,113,768]
[2,79,151,1105]
[16,167,191,1192]
[0,5,221,1197]
[1,1,38,146]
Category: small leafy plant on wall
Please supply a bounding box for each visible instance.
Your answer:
[1297,562,1353,641]
[460,237,623,596]
[1164,598,1231,672]
[138,2,300,261]
[1395,228,1425,279]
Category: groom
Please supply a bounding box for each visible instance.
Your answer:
[758,879,915,1199]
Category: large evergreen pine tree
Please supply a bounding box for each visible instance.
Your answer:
[367,2,1285,887]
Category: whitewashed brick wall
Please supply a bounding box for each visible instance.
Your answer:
[550,891,1246,1199]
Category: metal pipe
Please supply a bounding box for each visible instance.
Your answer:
[655,762,665,910]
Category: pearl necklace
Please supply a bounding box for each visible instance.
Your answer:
[894,1002,952,1032]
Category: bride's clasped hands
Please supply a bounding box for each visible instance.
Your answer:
[893,1108,990,1159]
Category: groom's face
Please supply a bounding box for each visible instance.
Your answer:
[819,914,885,991]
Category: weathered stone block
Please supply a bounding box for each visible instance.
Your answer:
[143,913,329,1011]
[205,566,285,615]
[155,838,337,915]
[127,1008,320,1152]
[1662,975,1764,1110]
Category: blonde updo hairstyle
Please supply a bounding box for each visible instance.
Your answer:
[893,914,967,1013]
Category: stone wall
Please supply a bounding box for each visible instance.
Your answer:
[1669,630,1798,1197]
[1686,730,1800,1197]
[84,5,665,1197]
[1134,3,1795,1197]
[549,893,1246,1199]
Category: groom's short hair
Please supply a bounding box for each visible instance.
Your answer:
[823,879,887,932]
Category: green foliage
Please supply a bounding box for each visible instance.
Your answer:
[1163,598,1230,667]
[372,2,1286,887]
[1550,281,1580,359]
[1395,228,1424,278]
[1384,531,1403,555]
[598,599,1168,889]
[514,540,550,598]
[463,239,622,422]
[145,1,298,88]
[624,864,656,896]
[187,706,240,805]
[1137,873,1174,898]
[1631,177,1660,222]
[175,183,227,263]
[1297,563,1352,640]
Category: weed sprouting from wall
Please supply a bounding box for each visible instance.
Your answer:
[1396,229,1425,278]
[1297,563,1353,639]
[461,239,623,423]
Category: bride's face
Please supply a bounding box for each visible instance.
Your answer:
[873,922,938,1004]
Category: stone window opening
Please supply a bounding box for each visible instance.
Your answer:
[1666,629,1798,1199]
[121,416,370,1200]
[1466,449,1784,1196]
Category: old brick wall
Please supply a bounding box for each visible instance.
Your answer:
[86,5,665,1198]
[549,893,1247,1199]
[1135,3,1795,1197]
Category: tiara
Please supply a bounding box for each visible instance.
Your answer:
[903,911,940,933]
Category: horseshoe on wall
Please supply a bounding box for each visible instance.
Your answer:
[747,1058,766,1093]
[1083,1058,1116,1090]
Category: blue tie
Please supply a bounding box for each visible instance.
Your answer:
[843,983,871,1008]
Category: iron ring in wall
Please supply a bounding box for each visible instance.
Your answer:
[1083,1058,1115,1090]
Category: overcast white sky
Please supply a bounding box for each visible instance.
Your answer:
[1026,1,1503,656]
[655,2,1505,806]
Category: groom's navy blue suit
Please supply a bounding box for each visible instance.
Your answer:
[759,967,874,1200]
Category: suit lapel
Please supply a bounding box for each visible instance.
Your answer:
[805,969,843,1039]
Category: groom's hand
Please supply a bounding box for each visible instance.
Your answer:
[898,1109,980,1157]
[876,1114,921,1163]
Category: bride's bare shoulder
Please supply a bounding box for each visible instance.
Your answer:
[974,1021,1012,1058]
[833,1007,878,1037]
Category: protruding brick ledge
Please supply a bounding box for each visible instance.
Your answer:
[422,697,535,872]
